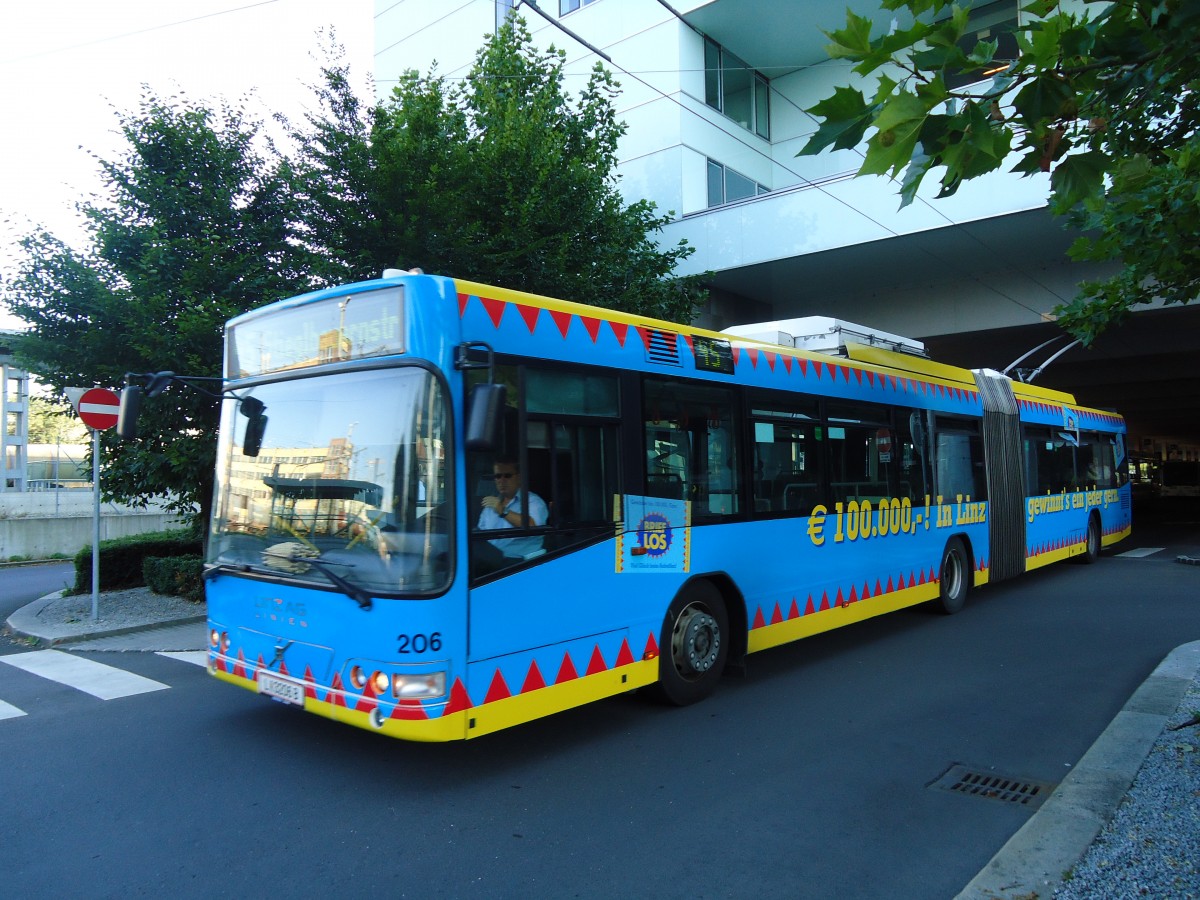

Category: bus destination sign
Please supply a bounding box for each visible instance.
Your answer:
[228,287,406,378]
[691,336,735,375]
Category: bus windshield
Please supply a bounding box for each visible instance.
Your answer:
[209,366,451,596]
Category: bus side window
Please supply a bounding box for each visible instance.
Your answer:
[896,409,928,502]
[934,420,988,501]
[1027,426,1075,494]
[827,401,895,506]
[523,367,621,550]
[747,389,821,516]
[1080,432,1115,488]
[643,378,739,518]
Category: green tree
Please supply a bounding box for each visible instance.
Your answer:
[295,17,706,322]
[2,92,309,528]
[26,396,88,445]
[799,0,1200,342]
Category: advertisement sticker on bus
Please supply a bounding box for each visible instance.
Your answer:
[617,495,690,573]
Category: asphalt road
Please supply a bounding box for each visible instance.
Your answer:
[0,561,73,650]
[1,512,1196,898]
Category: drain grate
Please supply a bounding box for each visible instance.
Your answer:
[930,764,1055,808]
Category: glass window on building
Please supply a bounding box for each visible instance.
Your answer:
[703,37,769,139]
[945,1,1021,89]
[496,0,517,28]
[560,0,600,14]
[707,159,769,208]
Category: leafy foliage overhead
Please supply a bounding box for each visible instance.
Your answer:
[799,0,1200,342]
[293,17,705,323]
[2,19,706,521]
[3,95,311,527]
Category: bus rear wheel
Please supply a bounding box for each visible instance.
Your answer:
[1076,514,1101,565]
[933,537,971,615]
[652,582,729,706]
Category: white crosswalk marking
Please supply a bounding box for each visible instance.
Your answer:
[0,698,27,720]
[155,651,208,667]
[0,649,168,700]
[1117,547,1165,558]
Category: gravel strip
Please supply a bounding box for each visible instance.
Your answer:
[35,587,203,631]
[1055,674,1200,899]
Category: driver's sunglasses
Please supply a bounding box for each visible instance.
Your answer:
[492,473,516,480]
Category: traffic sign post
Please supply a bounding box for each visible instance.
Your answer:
[70,388,121,622]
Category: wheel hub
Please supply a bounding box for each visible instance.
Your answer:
[672,605,721,679]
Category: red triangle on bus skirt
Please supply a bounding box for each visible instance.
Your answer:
[615,639,635,667]
[555,653,579,684]
[586,646,608,676]
[521,660,547,693]
[390,700,429,720]
[444,678,473,714]
[484,670,511,704]
[642,632,659,660]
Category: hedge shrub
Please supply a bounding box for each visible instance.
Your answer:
[72,530,202,594]
[143,555,205,603]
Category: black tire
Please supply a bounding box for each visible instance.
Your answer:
[1076,514,1101,565]
[650,581,729,706]
[933,536,971,615]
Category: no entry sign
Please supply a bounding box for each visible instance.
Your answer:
[77,387,121,430]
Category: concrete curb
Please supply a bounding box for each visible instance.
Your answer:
[956,640,1200,898]
[5,592,206,648]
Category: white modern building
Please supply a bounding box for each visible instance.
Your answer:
[1,332,29,492]
[374,0,1200,452]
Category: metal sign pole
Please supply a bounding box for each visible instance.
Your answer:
[92,427,100,622]
[69,386,120,623]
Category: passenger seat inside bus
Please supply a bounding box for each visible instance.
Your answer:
[646,473,684,500]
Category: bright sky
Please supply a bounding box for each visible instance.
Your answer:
[0,0,375,329]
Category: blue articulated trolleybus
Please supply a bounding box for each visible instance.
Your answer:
[142,271,1129,741]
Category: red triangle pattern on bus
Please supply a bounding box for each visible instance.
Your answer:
[746,560,988,630]
[429,629,659,716]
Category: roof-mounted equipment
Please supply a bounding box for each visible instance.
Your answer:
[721,316,927,358]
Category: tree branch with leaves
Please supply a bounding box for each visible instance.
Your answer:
[800,0,1200,342]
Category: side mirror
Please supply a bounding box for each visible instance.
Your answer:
[240,396,267,457]
[116,386,143,439]
[145,371,175,398]
[465,383,505,452]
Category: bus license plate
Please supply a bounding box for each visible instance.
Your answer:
[258,672,304,706]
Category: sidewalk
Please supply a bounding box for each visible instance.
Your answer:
[5,587,1199,896]
[957,640,1200,898]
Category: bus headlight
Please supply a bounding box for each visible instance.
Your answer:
[371,671,391,694]
[392,672,446,700]
[350,665,367,689]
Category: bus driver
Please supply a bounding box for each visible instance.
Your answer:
[478,457,548,562]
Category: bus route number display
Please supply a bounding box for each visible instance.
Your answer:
[691,336,735,374]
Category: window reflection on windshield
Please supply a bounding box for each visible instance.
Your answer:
[209,367,451,595]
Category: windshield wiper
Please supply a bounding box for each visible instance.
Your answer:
[252,542,376,610]
[302,558,374,611]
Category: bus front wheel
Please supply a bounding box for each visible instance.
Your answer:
[933,537,971,615]
[652,582,729,706]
